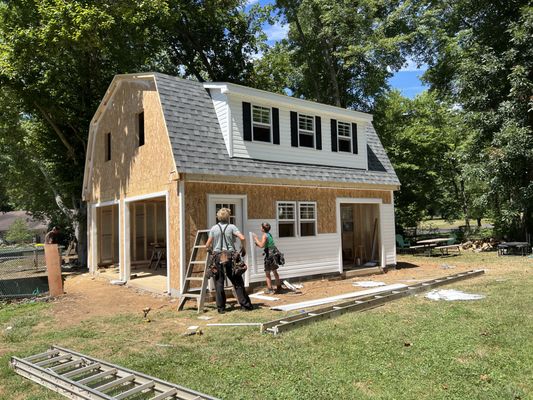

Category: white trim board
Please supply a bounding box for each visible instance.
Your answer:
[271,283,407,311]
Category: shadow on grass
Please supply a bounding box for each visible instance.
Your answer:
[395,261,420,269]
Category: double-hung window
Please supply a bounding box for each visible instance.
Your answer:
[299,202,317,236]
[337,121,352,153]
[277,202,296,237]
[277,201,317,237]
[252,105,271,143]
[298,114,315,148]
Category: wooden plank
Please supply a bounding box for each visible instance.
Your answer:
[44,244,63,297]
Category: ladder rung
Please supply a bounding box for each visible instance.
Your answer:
[150,388,178,400]
[307,313,318,316]
[186,277,204,281]
[190,261,206,265]
[25,350,60,362]
[115,381,155,399]
[181,293,201,298]
[194,245,207,249]
[62,363,101,378]
[77,368,117,384]
[279,320,289,324]
[50,359,82,372]
[94,374,135,392]
[36,354,72,367]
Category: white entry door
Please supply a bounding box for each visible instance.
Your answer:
[208,196,245,249]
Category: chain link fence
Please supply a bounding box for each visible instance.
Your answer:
[0,247,49,299]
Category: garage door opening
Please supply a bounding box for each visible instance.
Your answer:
[127,196,167,292]
[340,203,381,268]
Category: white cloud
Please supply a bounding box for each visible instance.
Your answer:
[264,21,289,43]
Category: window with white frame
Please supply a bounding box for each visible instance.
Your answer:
[252,105,271,142]
[277,202,296,237]
[298,114,315,148]
[337,121,352,152]
[299,202,317,236]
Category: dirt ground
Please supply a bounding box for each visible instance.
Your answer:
[51,256,482,326]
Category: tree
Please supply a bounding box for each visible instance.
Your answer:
[5,218,34,244]
[0,0,269,266]
[412,0,533,239]
[268,0,418,110]
[373,90,479,228]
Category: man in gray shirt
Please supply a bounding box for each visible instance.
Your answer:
[205,208,252,313]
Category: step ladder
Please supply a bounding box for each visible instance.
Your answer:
[261,269,485,335]
[10,345,219,400]
[178,230,211,313]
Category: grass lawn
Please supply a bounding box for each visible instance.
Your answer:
[1,252,532,400]
[419,218,493,231]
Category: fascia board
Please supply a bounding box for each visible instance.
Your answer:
[203,83,373,122]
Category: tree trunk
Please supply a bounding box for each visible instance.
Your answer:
[76,203,88,269]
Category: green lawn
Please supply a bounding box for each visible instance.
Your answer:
[419,218,493,231]
[1,253,532,400]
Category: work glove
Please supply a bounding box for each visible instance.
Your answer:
[240,247,246,257]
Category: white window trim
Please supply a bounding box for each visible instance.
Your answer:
[251,104,272,143]
[298,201,317,236]
[298,113,315,148]
[337,121,352,153]
[276,201,297,238]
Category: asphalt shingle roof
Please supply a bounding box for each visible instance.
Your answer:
[154,73,400,187]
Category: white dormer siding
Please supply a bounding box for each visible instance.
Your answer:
[206,84,370,170]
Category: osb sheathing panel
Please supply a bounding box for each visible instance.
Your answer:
[184,181,391,262]
[88,78,176,202]
[168,182,181,291]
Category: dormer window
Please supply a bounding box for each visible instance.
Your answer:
[337,121,352,153]
[298,114,315,148]
[252,105,271,142]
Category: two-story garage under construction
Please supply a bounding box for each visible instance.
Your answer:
[82,72,400,296]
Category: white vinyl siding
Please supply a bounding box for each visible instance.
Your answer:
[248,219,339,282]
[380,200,397,266]
[226,95,368,169]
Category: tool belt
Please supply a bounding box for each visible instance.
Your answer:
[207,224,247,277]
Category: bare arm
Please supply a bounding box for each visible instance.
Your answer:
[254,233,267,248]
[205,236,213,252]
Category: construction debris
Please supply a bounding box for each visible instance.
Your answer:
[283,280,301,292]
[271,283,407,312]
[460,239,496,252]
[425,289,485,301]
[249,292,280,301]
[197,315,213,321]
[184,326,203,336]
[206,323,262,327]
[353,281,386,288]
[110,280,126,286]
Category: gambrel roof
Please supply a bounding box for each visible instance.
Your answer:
[153,73,399,187]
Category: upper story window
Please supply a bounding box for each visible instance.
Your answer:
[138,111,145,147]
[337,121,352,153]
[252,105,271,142]
[105,132,111,161]
[298,114,315,148]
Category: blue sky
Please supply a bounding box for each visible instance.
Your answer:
[260,18,428,99]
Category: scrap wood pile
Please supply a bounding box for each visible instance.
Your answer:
[460,239,498,252]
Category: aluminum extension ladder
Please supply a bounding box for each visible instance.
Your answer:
[261,269,485,335]
[10,345,219,400]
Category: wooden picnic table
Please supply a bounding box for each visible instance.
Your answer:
[417,238,450,245]
[416,238,455,256]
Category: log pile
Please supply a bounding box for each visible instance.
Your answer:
[460,239,497,252]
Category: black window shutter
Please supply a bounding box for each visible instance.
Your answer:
[331,119,338,152]
[315,116,322,150]
[290,111,298,147]
[272,108,280,145]
[138,112,145,146]
[352,123,358,154]
[242,102,252,141]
